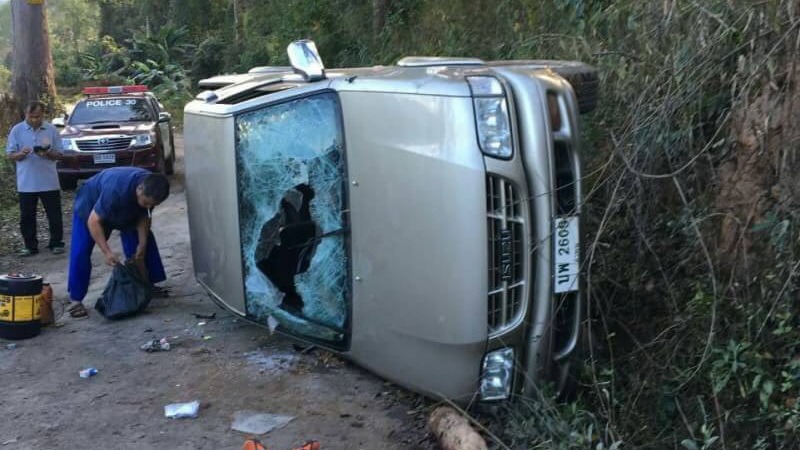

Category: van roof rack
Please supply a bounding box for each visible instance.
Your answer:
[396,57,485,67]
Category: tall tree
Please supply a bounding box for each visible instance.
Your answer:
[372,0,390,34]
[9,0,56,113]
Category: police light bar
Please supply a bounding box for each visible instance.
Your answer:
[82,85,149,95]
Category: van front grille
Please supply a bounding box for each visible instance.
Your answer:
[77,137,132,152]
[487,175,526,334]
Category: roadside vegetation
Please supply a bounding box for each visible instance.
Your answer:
[1,1,798,447]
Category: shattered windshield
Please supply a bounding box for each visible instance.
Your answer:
[235,92,349,343]
[69,97,154,123]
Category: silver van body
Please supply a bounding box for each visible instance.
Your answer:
[183,42,584,403]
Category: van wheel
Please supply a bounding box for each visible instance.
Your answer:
[488,60,599,114]
[544,61,599,114]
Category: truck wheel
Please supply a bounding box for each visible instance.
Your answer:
[156,149,167,175]
[164,151,174,175]
[165,133,175,175]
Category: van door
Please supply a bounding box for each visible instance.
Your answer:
[233,91,350,347]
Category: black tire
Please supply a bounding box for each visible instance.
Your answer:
[489,60,599,114]
[156,148,167,175]
[0,273,43,296]
[59,176,78,191]
[165,132,175,175]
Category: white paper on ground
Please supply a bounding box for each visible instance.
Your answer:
[164,401,200,419]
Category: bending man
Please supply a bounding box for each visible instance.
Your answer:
[67,167,170,318]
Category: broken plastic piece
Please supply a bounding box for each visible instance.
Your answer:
[242,439,266,450]
[164,401,200,419]
[79,367,98,378]
[141,338,171,352]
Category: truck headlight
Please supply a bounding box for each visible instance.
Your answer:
[132,133,154,146]
[61,138,77,151]
[468,76,512,159]
[479,347,514,401]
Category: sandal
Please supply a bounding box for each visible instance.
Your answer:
[67,302,88,318]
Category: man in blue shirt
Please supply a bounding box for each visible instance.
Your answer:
[66,167,170,318]
[5,101,65,256]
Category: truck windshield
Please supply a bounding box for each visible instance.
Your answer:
[69,98,154,124]
[235,92,349,344]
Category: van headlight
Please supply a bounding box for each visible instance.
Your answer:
[132,133,154,146]
[468,76,512,159]
[480,347,514,401]
[61,138,77,151]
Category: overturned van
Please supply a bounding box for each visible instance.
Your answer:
[183,40,596,403]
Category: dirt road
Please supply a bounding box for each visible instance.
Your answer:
[0,135,434,450]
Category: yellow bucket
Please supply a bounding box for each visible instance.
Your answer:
[0,273,43,340]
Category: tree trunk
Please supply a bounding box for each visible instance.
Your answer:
[372,0,389,34]
[9,0,56,114]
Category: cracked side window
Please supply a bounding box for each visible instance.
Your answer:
[235,92,348,343]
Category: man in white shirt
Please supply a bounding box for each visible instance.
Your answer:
[5,101,65,256]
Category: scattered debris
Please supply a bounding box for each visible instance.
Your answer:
[428,406,487,450]
[292,441,321,450]
[202,335,214,340]
[267,316,279,334]
[164,401,200,419]
[144,327,153,332]
[242,438,266,450]
[140,338,171,352]
[192,312,216,320]
[197,321,207,326]
[231,410,294,435]
[1,438,18,446]
[79,367,98,378]
[5,343,17,350]
[244,350,299,375]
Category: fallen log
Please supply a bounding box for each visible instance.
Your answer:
[428,406,488,450]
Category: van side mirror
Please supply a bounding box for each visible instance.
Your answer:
[158,112,172,123]
[287,40,326,82]
[52,116,66,128]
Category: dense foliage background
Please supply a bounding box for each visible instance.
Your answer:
[1,1,798,448]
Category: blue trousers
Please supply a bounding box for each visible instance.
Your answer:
[67,213,166,302]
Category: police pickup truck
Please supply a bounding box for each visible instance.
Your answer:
[183,40,596,403]
[55,85,175,189]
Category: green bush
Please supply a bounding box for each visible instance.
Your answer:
[0,65,10,92]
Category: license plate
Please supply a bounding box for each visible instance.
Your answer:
[553,216,579,293]
[93,153,116,164]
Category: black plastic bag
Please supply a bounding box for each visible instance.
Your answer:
[94,264,152,320]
